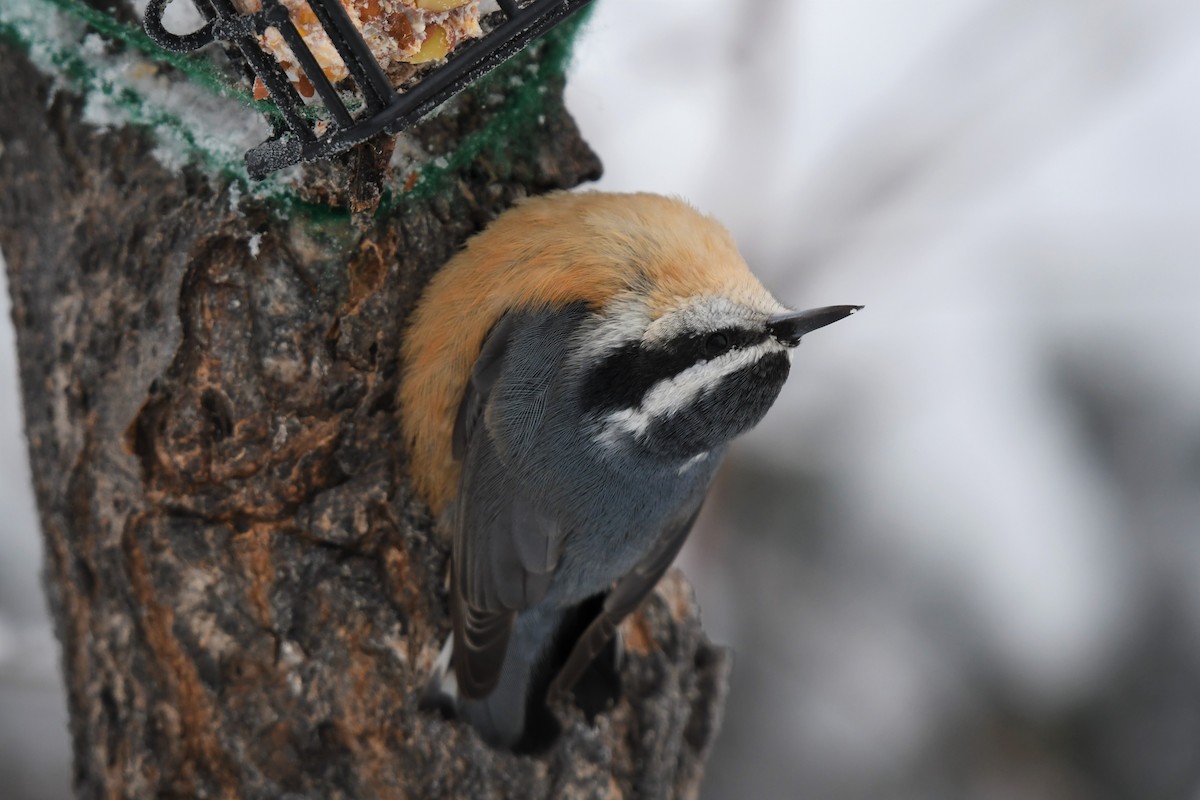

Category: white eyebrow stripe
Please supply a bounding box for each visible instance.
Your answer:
[642,339,779,417]
[594,339,788,447]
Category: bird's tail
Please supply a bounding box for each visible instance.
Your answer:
[421,606,565,751]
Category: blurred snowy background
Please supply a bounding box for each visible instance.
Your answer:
[4,0,1200,797]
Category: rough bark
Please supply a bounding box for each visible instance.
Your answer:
[0,22,730,800]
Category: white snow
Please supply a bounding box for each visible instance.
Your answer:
[2,0,283,191]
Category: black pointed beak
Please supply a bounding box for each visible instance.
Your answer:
[767,305,863,347]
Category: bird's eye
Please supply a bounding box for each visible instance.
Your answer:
[704,331,731,358]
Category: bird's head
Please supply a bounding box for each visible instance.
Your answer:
[576,290,860,461]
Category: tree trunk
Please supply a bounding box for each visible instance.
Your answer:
[0,9,730,800]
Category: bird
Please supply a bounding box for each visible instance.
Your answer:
[400,191,860,750]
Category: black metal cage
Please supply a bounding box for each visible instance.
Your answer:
[144,0,594,179]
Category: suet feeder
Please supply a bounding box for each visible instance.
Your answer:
[143,0,594,179]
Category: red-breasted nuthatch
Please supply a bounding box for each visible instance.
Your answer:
[402,191,859,750]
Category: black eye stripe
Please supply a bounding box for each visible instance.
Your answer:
[581,342,691,413]
[704,331,730,357]
[580,326,771,413]
[700,326,768,352]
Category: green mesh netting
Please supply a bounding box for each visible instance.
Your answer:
[0,0,591,214]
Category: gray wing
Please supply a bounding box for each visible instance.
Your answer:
[546,500,705,702]
[450,306,587,699]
